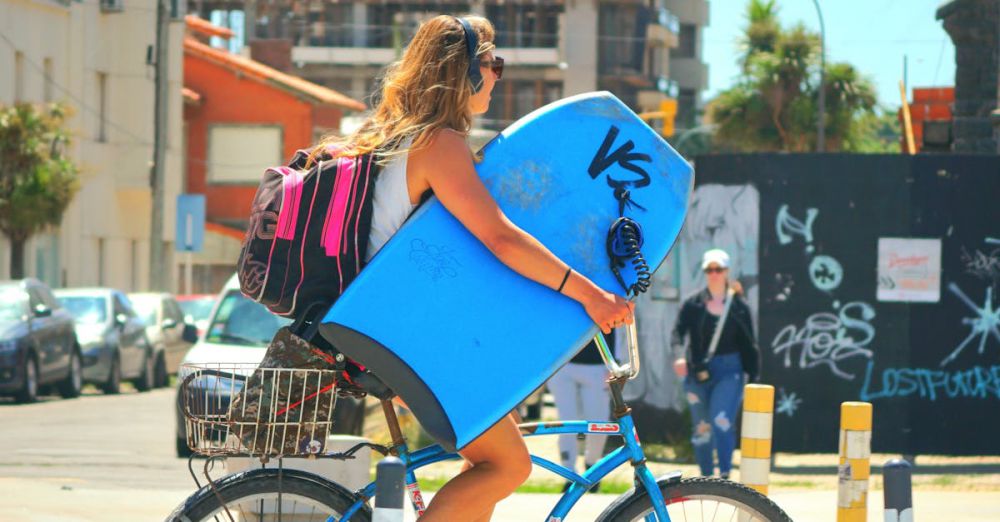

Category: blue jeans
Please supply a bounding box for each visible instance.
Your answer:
[684,353,744,476]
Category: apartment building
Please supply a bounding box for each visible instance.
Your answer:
[0,0,185,290]
[664,0,709,131]
[188,0,682,135]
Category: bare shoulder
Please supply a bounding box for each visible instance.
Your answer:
[409,128,474,181]
[411,128,469,160]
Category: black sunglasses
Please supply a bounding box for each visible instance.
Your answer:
[480,56,504,80]
[704,267,727,274]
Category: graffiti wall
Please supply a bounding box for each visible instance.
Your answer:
[687,154,1000,455]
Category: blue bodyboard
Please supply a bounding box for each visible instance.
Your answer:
[320,92,693,451]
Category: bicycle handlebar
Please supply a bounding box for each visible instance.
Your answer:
[594,320,640,380]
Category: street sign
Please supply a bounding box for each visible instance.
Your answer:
[175,194,206,253]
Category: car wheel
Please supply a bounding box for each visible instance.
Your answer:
[134,351,155,392]
[101,354,121,395]
[15,355,39,404]
[58,349,83,398]
[153,352,169,388]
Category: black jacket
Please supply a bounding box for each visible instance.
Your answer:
[670,288,760,382]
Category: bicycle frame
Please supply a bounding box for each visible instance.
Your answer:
[335,375,671,522]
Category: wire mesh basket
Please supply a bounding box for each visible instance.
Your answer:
[178,362,340,459]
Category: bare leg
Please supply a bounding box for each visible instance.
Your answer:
[419,414,531,521]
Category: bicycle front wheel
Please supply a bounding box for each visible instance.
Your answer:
[167,467,372,522]
[599,477,792,522]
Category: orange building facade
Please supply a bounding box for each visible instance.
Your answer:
[181,17,364,291]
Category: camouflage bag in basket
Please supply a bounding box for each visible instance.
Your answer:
[228,326,342,457]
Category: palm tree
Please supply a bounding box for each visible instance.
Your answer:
[709,0,877,152]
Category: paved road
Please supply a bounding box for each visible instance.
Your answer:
[1,389,996,521]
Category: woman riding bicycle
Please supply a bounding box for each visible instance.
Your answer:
[312,15,634,521]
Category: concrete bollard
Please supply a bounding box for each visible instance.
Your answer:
[373,456,406,522]
[837,402,872,522]
[739,384,774,496]
[883,459,914,522]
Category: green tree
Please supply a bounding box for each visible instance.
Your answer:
[0,103,80,278]
[708,0,878,152]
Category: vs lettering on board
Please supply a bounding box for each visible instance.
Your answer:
[588,125,652,207]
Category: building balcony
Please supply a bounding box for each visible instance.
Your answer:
[292,45,559,67]
[669,58,708,91]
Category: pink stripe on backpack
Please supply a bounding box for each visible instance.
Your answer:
[275,167,304,240]
[321,157,356,257]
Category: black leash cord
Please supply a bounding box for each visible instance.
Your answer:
[607,216,651,297]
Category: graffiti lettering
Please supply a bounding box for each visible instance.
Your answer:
[940,284,1000,367]
[775,388,802,417]
[587,125,651,201]
[809,255,843,291]
[775,205,818,248]
[961,247,1000,283]
[860,361,1000,402]
[771,301,876,380]
[409,239,461,282]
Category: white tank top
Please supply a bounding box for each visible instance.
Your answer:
[366,138,417,262]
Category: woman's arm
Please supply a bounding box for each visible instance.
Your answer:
[733,299,760,382]
[670,300,691,377]
[409,129,632,333]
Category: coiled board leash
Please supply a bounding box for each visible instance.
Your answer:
[606,188,651,297]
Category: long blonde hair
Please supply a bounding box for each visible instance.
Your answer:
[312,15,495,163]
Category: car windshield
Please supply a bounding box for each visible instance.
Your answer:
[205,290,290,347]
[179,297,216,323]
[58,296,108,324]
[129,296,158,326]
[0,286,25,323]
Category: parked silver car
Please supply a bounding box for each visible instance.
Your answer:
[55,288,157,394]
[129,292,198,385]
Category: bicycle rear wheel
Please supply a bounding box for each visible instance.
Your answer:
[167,467,371,522]
[599,476,792,522]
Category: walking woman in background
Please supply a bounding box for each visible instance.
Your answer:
[671,248,759,479]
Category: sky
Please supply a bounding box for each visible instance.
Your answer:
[703,0,956,109]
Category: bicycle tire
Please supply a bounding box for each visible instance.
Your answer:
[598,476,793,522]
[167,467,372,522]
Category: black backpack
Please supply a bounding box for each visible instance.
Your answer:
[237,148,381,319]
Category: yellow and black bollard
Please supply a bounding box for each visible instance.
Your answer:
[739,384,774,495]
[837,402,873,522]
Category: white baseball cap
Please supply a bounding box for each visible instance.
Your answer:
[701,248,730,270]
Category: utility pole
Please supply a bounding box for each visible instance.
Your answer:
[811,0,826,153]
[150,0,169,290]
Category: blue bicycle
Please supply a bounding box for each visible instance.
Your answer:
[169,329,791,522]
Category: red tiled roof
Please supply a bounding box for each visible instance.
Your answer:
[206,222,246,241]
[184,37,366,112]
[185,15,235,39]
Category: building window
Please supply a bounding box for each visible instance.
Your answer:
[210,10,246,52]
[43,57,53,102]
[483,80,562,131]
[97,72,108,143]
[598,4,646,76]
[486,3,561,48]
[367,3,471,48]
[15,51,24,102]
[208,125,282,183]
[672,23,696,59]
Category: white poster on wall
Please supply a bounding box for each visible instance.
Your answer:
[877,237,942,302]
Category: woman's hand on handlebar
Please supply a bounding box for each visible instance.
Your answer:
[584,289,634,334]
[560,269,634,333]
